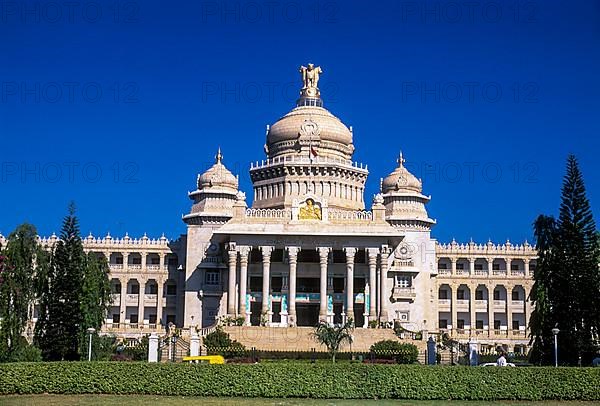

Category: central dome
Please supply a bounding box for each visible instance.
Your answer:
[266,105,354,159]
[264,64,355,161]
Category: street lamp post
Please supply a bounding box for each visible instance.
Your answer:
[551,327,560,367]
[86,327,96,361]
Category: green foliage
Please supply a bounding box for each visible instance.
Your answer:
[122,336,149,361]
[530,155,600,365]
[34,204,111,361]
[203,327,246,359]
[312,320,354,363]
[78,252,112,359]
[369,340,419,364]
[0,362,600,400]
[0,224,47,361]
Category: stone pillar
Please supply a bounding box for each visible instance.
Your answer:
[138,278,145,326]
[119,277,127,325]
[227,245,237,316]
[190,333,200,357]
[469,283,477,334]
[367,248,378,320]
[317,247,330,322]
[157,278,164,327]
[507,284,513,336]
[123,252,129,270]
[238,246,250,324]
[159,252,166,271]
[451,284,457,334]
[451,258,457,275]
[260,246,274,321]
[379,247,389,322]
[142,251,147,269]
[488,283,495,336]
[148,333,159,363]
[524,259,530,277]
[505,258,511,275]
[469,258,475,275]
[344,247,357,323]
[287,247,300,327]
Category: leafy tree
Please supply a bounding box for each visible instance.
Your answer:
[312,319,354,363]
[78,251,112,359]
[529,155,600,365]
[0,224,47,362]
[35,203,111,361]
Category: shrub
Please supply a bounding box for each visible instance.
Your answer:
[370,340,419,364]
[203,327,246,359]
[0,362,599,400]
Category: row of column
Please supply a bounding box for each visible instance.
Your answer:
[226,245,389,325]
[118,278,165,324]
[108,251,167,267]
[447,284,531,332]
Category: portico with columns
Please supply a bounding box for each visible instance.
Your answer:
[218,236,396,328]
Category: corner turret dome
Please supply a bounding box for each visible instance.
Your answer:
[381,152,422,194]
[197,148,238,191]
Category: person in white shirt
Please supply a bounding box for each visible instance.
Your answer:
[496,351,507,366]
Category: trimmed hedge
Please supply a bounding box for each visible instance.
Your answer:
[1,362,599,400]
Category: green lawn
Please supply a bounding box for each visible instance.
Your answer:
[0,396,597,406]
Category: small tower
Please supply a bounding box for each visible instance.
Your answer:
[183,148,240,225]
[380,152,436,230]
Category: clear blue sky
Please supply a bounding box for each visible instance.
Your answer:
[1,0,599,243]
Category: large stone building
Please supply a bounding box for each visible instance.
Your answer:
[6,64,537,352]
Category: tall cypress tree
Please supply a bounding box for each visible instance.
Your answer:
[529,155,600,365]
[0,224,46,361]
[556,155,600,364]
[36,203,86,360]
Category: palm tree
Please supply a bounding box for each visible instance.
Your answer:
[312,319,354,363]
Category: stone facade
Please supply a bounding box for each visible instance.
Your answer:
[5,64,537,351]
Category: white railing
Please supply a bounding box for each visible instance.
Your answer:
[438,299,451,306]
[250,155,368,171]
[245,208,292,219]
[147,264,161,271]
[438,268,451,275]
[436,240,537,255]
[328,209,373,221]
[109,264,124,270]
[129,264,142,270]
